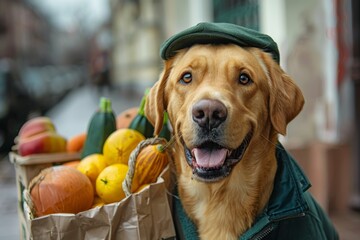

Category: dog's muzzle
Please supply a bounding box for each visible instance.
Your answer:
[182,99,252,182]
[183,132,252,182]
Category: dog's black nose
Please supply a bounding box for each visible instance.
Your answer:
[192,99,227,129]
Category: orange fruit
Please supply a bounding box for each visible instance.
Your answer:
[96,163,138,204]
[102,129,145,165]
[91,196,105,208]
[66,133,86,152]
[77,154,107,189]
[63,160,81,169]
[116,107,138,129]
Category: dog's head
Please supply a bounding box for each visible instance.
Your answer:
[145,27,304,183]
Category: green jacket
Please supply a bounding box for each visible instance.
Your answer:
[172,145,339,240]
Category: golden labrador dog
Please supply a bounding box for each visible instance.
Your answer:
[145,23,338,240]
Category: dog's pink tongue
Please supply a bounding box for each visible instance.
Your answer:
[192,148,228,168]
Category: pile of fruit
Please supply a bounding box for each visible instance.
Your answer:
[16,94,172,218]
[14,116,67,156]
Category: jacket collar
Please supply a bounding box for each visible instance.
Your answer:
[266,143,311,220]
[240,143,311,239]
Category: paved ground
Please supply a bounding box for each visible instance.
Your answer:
[0,157,19,240]
[1,84,360,239]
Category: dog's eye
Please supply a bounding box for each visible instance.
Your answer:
[180,73,192,84]
[238,73,252,85]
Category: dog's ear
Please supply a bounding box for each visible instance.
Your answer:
[145,60,172,136]
[261,52,304,136]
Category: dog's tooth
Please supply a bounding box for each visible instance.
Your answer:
[227,150,232,157]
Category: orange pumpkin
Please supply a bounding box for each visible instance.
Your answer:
[66,132,87,152]
[30,166,94,217]
[133,144,169,189]
[116,107,138,129]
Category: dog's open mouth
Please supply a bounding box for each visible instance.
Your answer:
[184,132,252,182]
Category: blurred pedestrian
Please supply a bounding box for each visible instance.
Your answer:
[90,51,112,95]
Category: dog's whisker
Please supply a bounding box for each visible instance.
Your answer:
[162,132,182,150]
[166,188,180,200]
[260,134,284,150]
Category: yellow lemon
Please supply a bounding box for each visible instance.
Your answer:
[77,154,107,189]
[96,163,139,204]
[103,129,145,165]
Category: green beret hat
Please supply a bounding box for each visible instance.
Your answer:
[160,22,280,64]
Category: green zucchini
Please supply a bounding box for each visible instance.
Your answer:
[81,97,116,158]
[158,112,171,141]
[128,89,154,138]
[129,89,172,140]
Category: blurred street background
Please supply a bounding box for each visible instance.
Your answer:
[1,0,360,239]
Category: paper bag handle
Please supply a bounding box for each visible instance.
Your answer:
[122,137,168,197]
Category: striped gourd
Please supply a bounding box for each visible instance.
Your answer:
[133,144,169,188]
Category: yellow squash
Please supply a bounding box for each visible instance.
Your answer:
[133,143,169,189]
[103,129,145,165]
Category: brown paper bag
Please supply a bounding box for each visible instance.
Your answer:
[16,138,176,240]
[27,176,175,240]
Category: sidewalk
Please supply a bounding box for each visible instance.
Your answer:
[46,85,142,139]
[0,157,19,240]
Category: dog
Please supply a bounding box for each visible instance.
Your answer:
[145,23,338,240]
